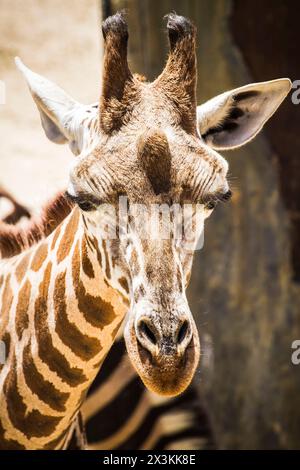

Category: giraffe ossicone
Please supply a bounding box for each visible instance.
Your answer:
[0,11,291,449]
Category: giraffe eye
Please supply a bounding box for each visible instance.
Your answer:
[205,200,217,210]
[65,191,100,211]
[77,200,97,211]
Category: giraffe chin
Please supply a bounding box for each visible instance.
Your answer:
[124,319,200,397]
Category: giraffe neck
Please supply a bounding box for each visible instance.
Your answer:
[0,207,128,449]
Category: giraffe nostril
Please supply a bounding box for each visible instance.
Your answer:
[139,320,157,346]
[177,320,189,345]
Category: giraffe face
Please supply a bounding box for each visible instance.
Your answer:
[70,172,219,396]
[64,12,233,395]
[67,96,231,395]
[17,12,291,396]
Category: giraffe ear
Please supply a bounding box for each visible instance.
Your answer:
[197,79,291,150]
[15,57,88,155]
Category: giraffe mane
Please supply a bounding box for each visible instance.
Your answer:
[0,191,74,259]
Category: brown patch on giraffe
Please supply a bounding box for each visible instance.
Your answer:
[56,209,80,264]
[138,129,171,195]
[102,240,111,279]
[30,242,48,272]
[92,236,103,268]
[176,267,183,293]
[82,216,88,230]
[85,235,95,252]
[22,342,69,413]
[118,276,129,294]
[54,270,102,360]
[72,241,116,328]
[15,252,30,283]
[120,295,130,307]
[91,236,98,250]
[117,279,130,306]
[15,279,31,340]
[111,319,124,339]
[34,261,87,386]
[0,418,26,450]
[51,225,61,251]
[3,356,61,438]
[81,238,95,278]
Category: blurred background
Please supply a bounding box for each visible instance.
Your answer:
[1,0,300,449]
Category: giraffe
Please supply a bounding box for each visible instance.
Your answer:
[0,191,215,450]
[0,12,291,450]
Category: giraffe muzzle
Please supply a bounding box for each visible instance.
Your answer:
[124,307,200,396]
[135,315,193,360]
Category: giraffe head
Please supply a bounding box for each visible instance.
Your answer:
[16,12,291,395]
